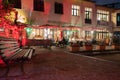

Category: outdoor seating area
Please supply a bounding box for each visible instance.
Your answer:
[0,36,35,77]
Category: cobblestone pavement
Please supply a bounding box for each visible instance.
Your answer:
[0,46,120,80]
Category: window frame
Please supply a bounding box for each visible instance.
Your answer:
[85,7,92,19]
[97,10,109,22]
[72,5,80,16]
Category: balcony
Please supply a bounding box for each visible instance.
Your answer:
[85,19,92,24]
[97,20,109,26]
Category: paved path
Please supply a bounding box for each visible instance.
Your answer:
[0,46,120,80]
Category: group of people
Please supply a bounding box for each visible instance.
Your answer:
[56,37,68,47]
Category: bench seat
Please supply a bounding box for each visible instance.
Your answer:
[0,37,35,77]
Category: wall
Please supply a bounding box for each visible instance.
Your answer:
[19,0,85,26]
[17,0,115,31]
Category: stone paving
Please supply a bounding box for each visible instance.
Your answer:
[0,46,120,80]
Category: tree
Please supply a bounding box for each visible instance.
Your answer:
[0,0,18,26]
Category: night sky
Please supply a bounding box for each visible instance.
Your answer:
[92,0,120,5]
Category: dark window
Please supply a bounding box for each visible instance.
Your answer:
[54,2,63,14]
[34,0,44,12]
[113,31,120,44]
[117,13,120,26]
[8,0,21,9]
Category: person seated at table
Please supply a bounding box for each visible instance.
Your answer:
[58,37,67,47]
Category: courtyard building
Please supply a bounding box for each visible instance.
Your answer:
[0,0,120,44]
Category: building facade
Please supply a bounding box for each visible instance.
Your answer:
[5,0,119,43]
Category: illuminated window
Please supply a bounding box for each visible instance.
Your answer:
[85,7,92,19]
[97,10,109,21]
[85,7,92,24]
[34,0,44,12]
[54,2,63,14]
[72,5,80,16]
[85,31,91,38]
[8,0,21,8]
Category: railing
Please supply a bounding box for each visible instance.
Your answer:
[97,20,109,26]
[85,19,92,24]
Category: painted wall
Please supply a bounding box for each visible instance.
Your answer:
[18,0,90,26]
[16,0,115,31]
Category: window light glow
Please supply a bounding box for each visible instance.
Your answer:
[72,5,80,16]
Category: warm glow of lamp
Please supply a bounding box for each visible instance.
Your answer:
[17,15,26,23]
[16,9,27,23]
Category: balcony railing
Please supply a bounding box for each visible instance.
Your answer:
[97,20,109,26]
[85,19,92,24]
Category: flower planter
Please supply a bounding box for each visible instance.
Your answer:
[69,46,80,52]
[96,45,106,50]
[105,38,109,45]
[112,45,119,50]
[69,43,80,52]
[84,45,93,51]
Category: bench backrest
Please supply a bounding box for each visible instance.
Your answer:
[0,37,20,58]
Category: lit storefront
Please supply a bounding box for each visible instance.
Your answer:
[25,26,81,42]
[25,26,62,42]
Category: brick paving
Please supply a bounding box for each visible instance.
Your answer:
[0,46,120,80]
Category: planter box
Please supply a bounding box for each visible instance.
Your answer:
[84,45,93,51]
[68,43,80,52]
[96,45,106,50]
[105,38,109,45]
[112,45,119,50]
[69,46,80,52]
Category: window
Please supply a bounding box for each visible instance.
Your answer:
[8,0,21,9]
[97,10,109,21]
[85,31,91,39]
[117,13,120,26]
[54,2,63,14]
[34,0,44,12]
[85,7,92,19]
[72,5,80,16]
[85,7,92,24]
